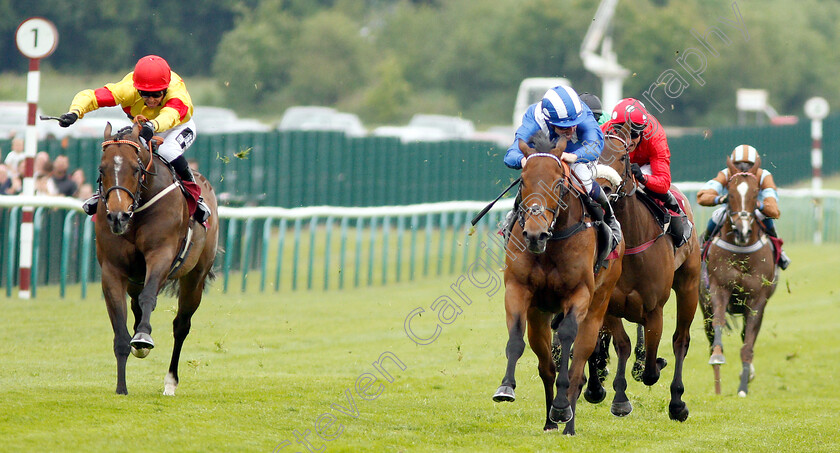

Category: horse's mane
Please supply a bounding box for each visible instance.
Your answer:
[112,125,135,141]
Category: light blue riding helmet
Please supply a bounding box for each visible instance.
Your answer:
[540,85,586,128]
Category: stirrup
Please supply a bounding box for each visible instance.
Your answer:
[778,251,791,270]
[82,195,99,216]
[194,198,211,223]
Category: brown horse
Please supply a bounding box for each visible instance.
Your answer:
[95,123,219,395]
[492,131,623,435]
[699,158,777,397]
[584,128,701,421]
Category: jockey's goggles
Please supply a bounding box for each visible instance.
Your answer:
[139,90,166,99]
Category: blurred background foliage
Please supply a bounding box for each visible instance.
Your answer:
[2,0,839,127]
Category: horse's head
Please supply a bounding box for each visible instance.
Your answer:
[516,131,572,254]
[598,123,634,200]
[98,123,153,235]
[724,157,760,245]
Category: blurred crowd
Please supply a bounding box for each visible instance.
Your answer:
[1,135,93,200]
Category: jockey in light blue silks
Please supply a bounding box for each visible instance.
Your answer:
[502,85,621,247]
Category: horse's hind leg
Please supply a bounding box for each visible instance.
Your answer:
[101,265,131,394]
[165,270,207,396]
[526,311,558,431]
[583,327,610,404]
[605,316,633,417]
[737,295,769,397]
[640,309,666,386]
[631,323,646,382]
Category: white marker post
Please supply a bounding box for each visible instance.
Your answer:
[803,96,829,245]
[15,17,58,299]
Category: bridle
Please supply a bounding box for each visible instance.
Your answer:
[99,138,156,218]
[517,153,573,234]
[724,171,759,235]
[603,133,637,201]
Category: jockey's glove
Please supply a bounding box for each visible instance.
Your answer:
[58,112,78,128]
[139,121,155,142]
[714,194,728,205]
[630,163,646,184]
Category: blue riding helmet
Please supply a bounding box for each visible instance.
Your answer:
[541,85,586,128]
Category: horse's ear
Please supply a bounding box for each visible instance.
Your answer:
[518,139,533,158]
[748,156,761,174]
[726,156,738,174]
[104,122,112,139]
[552,136,568,154]
[131,123,141,139]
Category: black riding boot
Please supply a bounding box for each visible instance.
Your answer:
[171,155,211,223]
[501,191,522,243]
[764,225,791,270]
[593,189,622,247]
[82,193,100,215]
[648,190,691,246]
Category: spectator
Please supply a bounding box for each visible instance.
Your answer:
[50,155,78,197]
[0,163,12,194]
[35,172,53,196]
[4,138,25,179]
[34,151,52,177]
[77,182,94,201]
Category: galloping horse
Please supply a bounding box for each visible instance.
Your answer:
[492,131,623,435]
[584,127,701,421]
[96,123,219,395]
[699,158,777,397]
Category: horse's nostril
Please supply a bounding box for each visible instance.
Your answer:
[539,232,550,242]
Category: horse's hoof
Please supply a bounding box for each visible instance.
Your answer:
[738,390,747,398]
[131,346,150,358]
[549,404,573,424]
[669,403,689,422]
[709,353,726,365]
[130,332,155,350]
[584,385,607,404]
[656,357,668,370]
[543,422,559,432]
[611,400,633,417]
[493,385,515,402]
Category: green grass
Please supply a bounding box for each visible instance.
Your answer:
[1,242,838,452]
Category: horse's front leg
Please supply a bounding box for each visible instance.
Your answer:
[640,308,666,386]
[131,258,174,352]
[738,293,770,397]
[668,264,699,421]
[549,311,578,427]
[526,310,557,431]
[563,303,608,436]
[492,285,531,403]
[708,281,732,394]
[100,263,130,394]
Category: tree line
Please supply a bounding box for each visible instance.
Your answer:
[2,0,838,127]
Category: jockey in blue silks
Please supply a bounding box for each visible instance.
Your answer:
[502,85,621,248]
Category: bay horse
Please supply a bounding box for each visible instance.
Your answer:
[699,157,777,397]
[492,131,623,435]
[584,127,701,421]
[95,123,219,395]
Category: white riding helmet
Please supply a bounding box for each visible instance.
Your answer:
[730,144,759,164]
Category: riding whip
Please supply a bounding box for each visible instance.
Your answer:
[470,177,521,226]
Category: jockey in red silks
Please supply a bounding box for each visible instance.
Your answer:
[601,98,691,245]
[58,55,210,223]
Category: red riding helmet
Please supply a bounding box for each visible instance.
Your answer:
[610,98,649,129]
[132,55,171,91]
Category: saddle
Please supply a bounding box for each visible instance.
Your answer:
[635,188,690,248]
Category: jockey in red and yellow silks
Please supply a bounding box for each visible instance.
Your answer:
[58,55,209,223]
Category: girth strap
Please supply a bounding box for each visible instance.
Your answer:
[551,221,592,240]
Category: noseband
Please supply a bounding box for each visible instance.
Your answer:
[518,153,571,233]
[99,139,155,217]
